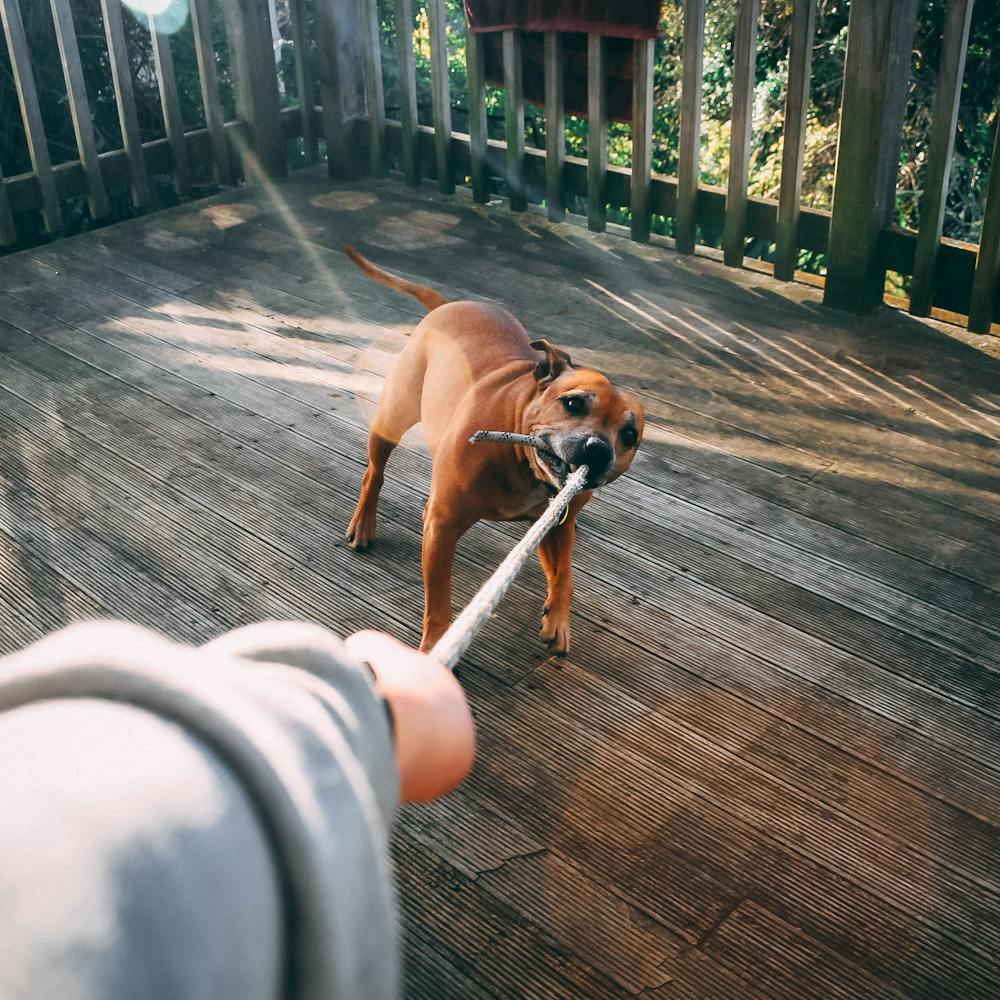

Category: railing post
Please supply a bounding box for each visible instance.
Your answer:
[676,0,706,255]
[774,0,816,281]
[543,32,565,222]
[909,0,974,317]
[824,0,918,312]
[586,33,607,233]
[395,0,420,187]
[968,121,1000,334]
[722,0,761,267]
[314,0,369,179]
[503,30,525,210]
[220,0,286,179]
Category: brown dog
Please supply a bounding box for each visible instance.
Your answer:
[344,247,644,655]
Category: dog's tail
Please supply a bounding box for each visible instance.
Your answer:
[343,244,448,313]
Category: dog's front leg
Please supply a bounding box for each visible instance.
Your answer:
[420,510,465,653]
[537,514,579,656]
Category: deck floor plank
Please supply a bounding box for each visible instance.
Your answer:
[0,171,998,998]
[234,181,1000,497]
[16,240,1000,707]
[128,202,1000,566]
[4,264,998,767]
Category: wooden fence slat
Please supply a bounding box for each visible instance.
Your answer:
[466,27,489,203]
[587,33,607,232]
[824,0,918,311]
[150,18,192,195]
[968,120,1000,333]
[723,0,761,267]
[630,37,655,242]
[100,0,153,210]
[544,32,565,222]
[774,0,816,280]
[427,0,453,193]
[223,0,287,179]
[0,164,17,246]
[287,0,318,165]
[503,30,526,211]
[0,0,62,233]
[360,0,386,177]
[49,0,109,220]
[676,0,706,254]
[190,0,233,183]
[394,0,419,186]
[910,0,974,317]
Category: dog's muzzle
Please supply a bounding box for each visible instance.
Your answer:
[535,432,614,490]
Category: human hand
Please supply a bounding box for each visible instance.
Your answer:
[344,631,476,803]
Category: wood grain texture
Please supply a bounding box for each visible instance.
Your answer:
[466,26,489,203]
[150,18,192,195]
[0,171,998,999]
[49,0,109,219]
[100,0,153,210]
[0,0,62,232]
[824,0,919,311]
[393,0,420,186]
[586,33,607,232]
[360,0,386,177]
[909,0,974,316]
[286,0,318,165]
[630,37,655,242]
[427,0,453,193]
[723,0,761,267]
[221,0,286,179]
[544,32,565,222]
[968,113,1000,333]
[677,0,706,253]
[774,0,816,280]
[0,157,18,246]
[192,0,235,182]
[503,30,526,211]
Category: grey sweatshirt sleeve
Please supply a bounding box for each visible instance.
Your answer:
[0,620,401,1000]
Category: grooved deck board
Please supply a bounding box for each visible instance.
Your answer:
[0,170,997,998]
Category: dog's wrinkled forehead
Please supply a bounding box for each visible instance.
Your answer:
[528,338,643,429]
[544,368,639,421]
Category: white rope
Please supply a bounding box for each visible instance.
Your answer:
[430,465,588,671]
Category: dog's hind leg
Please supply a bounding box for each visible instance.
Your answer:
[346,349,424,551]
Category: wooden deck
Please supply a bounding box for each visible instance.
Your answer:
[1,169,999,998]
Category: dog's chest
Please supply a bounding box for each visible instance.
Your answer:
[488,478,551,521]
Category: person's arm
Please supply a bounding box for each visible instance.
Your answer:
[0,620,477,1000]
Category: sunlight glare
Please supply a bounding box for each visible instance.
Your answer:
[122,0,189,34]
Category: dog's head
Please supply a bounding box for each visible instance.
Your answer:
[523,339,644,491]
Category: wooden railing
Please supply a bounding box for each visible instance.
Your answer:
[1,1,998,335]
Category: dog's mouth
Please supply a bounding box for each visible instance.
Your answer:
[535,449,572,489]
[532,435,599,490]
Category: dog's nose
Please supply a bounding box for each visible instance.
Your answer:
[579,434,614,473]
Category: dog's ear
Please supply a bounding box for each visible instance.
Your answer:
[530,339,573,383]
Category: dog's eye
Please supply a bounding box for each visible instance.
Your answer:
[562,396,586,415]
[620,426,638,448]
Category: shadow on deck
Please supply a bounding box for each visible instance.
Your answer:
[0,169,998,998]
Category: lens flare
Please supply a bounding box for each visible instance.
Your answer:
[122,0,174,14]
[121,0,189,34]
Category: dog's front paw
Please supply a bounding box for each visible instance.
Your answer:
[540,609,571,656]
[345,510,376,551]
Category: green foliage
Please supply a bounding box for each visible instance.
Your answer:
[375,0,997,256]
[2,0,998,264]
